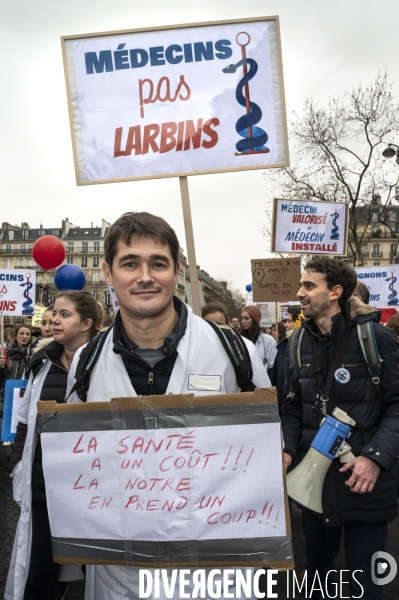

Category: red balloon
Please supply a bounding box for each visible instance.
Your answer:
[32,235,66,271]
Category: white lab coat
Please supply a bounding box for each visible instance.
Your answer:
[5,360,83,600]
[255,333,277,371]
[66,306,270,600]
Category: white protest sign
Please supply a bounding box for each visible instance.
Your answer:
[272,198,348,255]
[62,17,289,184]
[0,270,36,316]
[38,391,293,568]
[42,423,285,541]
[355,266,399,308]
[256,303,276,327]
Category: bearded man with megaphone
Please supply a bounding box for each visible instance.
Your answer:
[281,258,399,600]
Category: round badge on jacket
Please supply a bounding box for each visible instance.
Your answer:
[334,368,350,384]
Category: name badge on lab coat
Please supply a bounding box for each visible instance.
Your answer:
[188,374,222,391]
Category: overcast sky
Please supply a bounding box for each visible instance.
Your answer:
[1,0,399,293]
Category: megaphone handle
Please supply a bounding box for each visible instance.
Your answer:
[337,441,356,464]
[337,442,356,477]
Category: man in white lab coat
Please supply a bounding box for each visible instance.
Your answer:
[67,211,270,600]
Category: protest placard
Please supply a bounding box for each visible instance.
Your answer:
[62,17,288,184]
[1,380,28,442]
[251,257,301,302]
[38,389,293,570]
[32,304,47,327]
[272,198,349,255]
[355,265,399,308]
[0,269,36,316]
[257,302,276,327]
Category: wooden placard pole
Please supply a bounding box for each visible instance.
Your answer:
[0,316,4,357]
[275,302,279,343]
[179,176,202,317]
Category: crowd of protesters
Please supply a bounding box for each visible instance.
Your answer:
[1,212,399,600]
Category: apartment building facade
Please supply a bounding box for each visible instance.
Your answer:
[0,218,188,322]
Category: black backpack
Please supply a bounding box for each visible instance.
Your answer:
[67,320,257,402]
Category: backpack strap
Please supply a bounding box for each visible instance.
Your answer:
[205,321,256,392]
[66,326,113,402]
[357,321,382,401]
[288,326,305,378]
[283,326,305,414]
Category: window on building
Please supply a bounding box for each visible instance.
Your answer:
[92,272,99,283]
[371,211,378,222]
[94,242,100,252]
[28,245,33,253]
[68,243,73,253]
[5,244,11,253]
[27,259,33,267]
[391,244,397,256]
[19,259,24,267]
[104,290,110,305]
[20,244,26,253]
[53,229,60,236]
[93,257,99,267]
[22,230,29,240]
[8,230,14,240]
[93,290,99,300]
[82,242,88,252]
[4,259,10,268]
[81,256,87,267]
[39,229,46,236]
[373,244,381,257]
[67,256,74,264]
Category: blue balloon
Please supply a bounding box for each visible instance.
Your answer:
[245,284,252,292]
[54,264,86,291]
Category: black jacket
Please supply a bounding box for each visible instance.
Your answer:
[281,297,399,526]
[9,341,68,503]
[270,336,289,417]
[112,297,188,396]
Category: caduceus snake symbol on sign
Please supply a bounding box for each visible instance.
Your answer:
[330,206,340,240]
[21,273,34,315]
[386,269,399,306]
[222,32,269,156]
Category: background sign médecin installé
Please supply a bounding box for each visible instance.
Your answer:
[62,17,289,184]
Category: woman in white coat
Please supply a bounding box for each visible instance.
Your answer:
[5,291,104,600]
[240,305,276,375]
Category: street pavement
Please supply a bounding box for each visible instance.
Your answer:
[1,443,399,599]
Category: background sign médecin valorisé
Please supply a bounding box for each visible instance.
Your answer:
[251,257,301,302]
[272,198,349,256]
[62,17,289,184]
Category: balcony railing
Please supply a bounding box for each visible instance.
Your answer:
[367,231,398,240]
[0,249,32,255]
[371,252,383,258]
[66,245,102,253]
